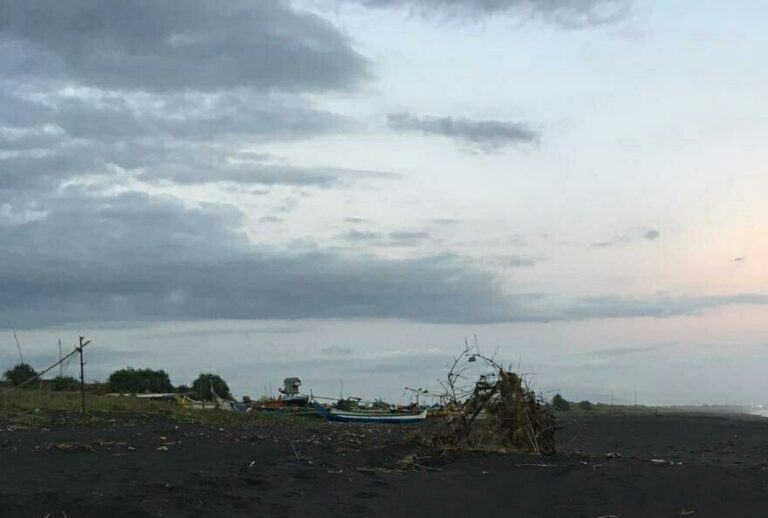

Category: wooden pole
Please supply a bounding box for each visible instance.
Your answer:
[11,337,91,391]
[78,336,86,413]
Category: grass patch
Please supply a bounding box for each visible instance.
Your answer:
[0,388,322,428]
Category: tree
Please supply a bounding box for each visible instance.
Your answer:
[3,363,37,387]
[577,400,593,411]
[551,393,571,411]
[175,384,191,394]
[108,367,173,394]
[191,373,231,401]
[51,375,81,392]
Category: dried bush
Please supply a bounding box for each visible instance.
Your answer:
[432,342,556,454]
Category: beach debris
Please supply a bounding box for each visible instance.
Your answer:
[650,458,682,465]
[431,340,556,453]
[397,453,441,472]
[156,445,169,451]
[605,452,622,458]
[515,463,555,468]
[37,442,95,453]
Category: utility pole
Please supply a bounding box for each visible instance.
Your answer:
[76,336,92,413]
[58,338,63,377]
[10,327,24,364]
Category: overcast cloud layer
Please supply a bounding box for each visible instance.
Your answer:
[1,0,766,341]
[0,0,368,92]
[2,188,766,328]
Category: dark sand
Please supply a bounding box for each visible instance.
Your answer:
[2,412,768,517]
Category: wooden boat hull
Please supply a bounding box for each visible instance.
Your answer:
[313,403,427,424]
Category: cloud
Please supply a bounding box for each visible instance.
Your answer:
[341,230,383,242]
[0,89,388,192]
[389,231,429,240]
[643,229,660,241]
[733,256,745,262]
[320,346,353,356]
[0,89,353,146]
[1,189,766,328]
[0,190,513,326]
[592,228,660,248]
[139,160,396,188]
[351,0,632,27]
[387,112,539,151]
[0,0,368,93]
[338,229,431,246]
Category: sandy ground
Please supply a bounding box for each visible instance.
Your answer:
[2,411,768,517]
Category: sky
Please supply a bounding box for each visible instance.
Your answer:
[1,0,767,405]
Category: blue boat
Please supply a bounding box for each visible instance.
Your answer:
[313,403,428,424]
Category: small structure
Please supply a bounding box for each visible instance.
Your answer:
[279,377,308,406]
[280,377,302,396]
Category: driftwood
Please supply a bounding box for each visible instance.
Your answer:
[432,341,556,454]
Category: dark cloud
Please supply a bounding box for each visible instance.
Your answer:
[0,0,368,93]
[0,90,352,146]
[352,0,631,26]
[0,90,388,192]
[0,2,377,200]
[643,229,660,241]
[0,143,394,191]
[387,112,539,151]
[1,190,765,328]
[0,190,511,327]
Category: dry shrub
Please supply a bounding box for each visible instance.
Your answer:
[432,344,556,454]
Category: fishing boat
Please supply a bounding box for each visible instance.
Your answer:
[312,403,428,424]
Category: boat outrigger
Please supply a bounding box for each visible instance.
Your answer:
[312,403,428,424]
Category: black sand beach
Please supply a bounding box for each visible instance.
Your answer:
[2,412,768,517]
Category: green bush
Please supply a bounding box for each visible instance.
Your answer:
[551,393,571,411]
[335,398,361,411]
[3,363,37,387]
[191,373,231,401]
[51,375,81,392]
[108,367,173,394]
[370,398,390,410]
[577,400,593,411]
